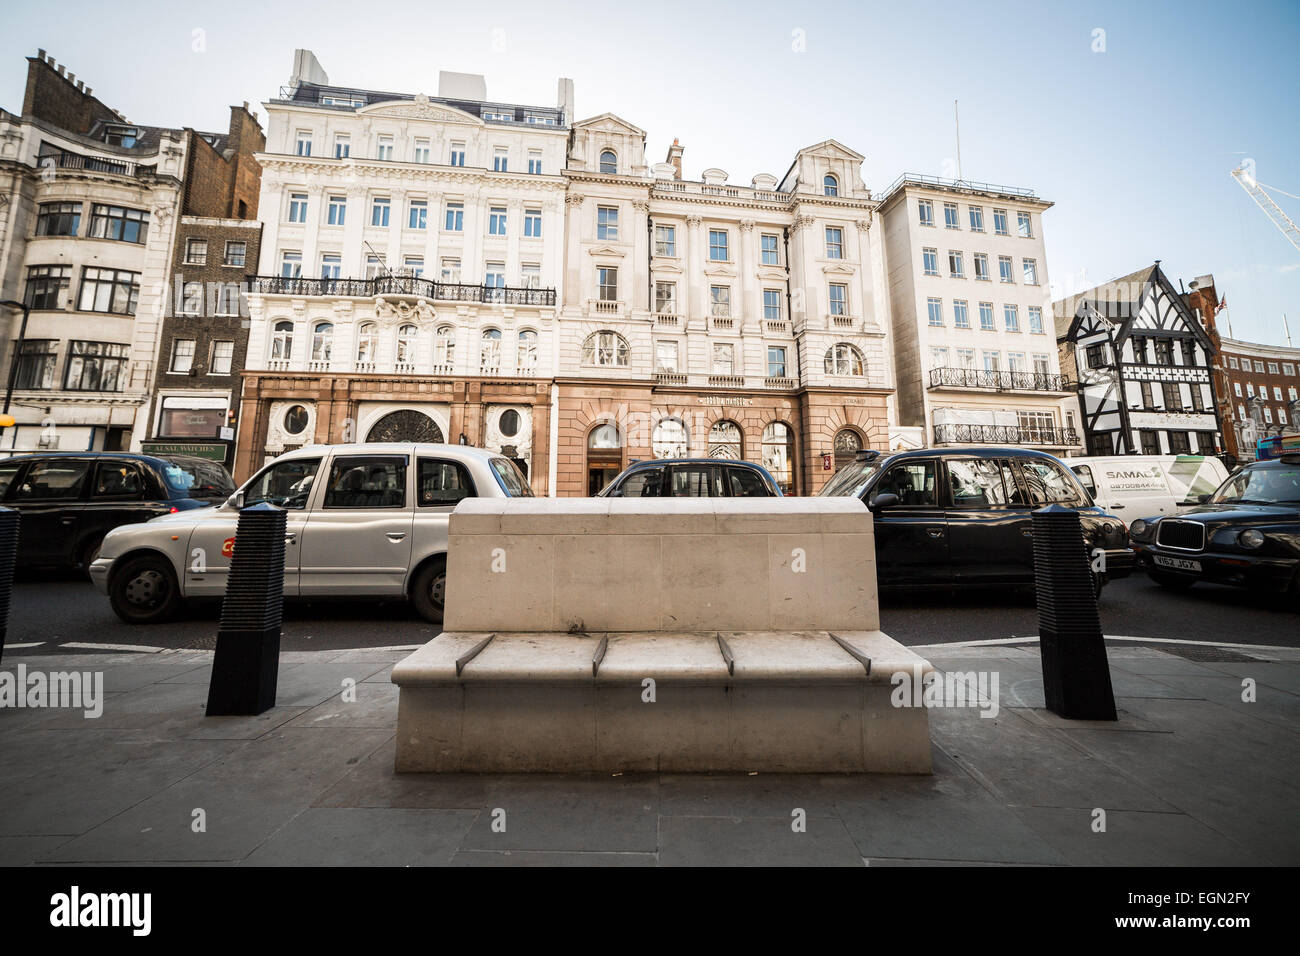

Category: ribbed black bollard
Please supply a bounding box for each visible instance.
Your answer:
[206,502,286,716]
[1032,504,1117,720]
[0,507,18,664]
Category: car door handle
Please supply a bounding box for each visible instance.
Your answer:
[1022,529,1033,537]
[285,531,297,544]
[926,527,944,538]
[1110,503,1125,509]
[386,532,407,542]
[61,516,77,524]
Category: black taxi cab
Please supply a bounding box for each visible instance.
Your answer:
[817,446,1134,592]
[1128,455,1300,595]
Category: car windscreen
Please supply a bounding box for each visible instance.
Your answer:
[1210,466,1300,505]
[490,458,534,497]
[157,457,236,499]
[816,458,882,498]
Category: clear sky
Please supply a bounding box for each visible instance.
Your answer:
[4,0,1298,345]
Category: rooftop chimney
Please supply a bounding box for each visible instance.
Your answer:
[37,49,46,61]
[438,71,487,101]
[667,137,683,180]
[556,77,574,125]
[290,49,329,88]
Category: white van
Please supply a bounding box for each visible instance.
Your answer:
[1065,455,1230,518]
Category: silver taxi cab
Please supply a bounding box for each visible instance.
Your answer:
[89,443,531,624]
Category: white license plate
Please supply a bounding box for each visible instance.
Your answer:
[1153,555,1200,572]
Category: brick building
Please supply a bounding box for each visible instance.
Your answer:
[1215,335,1300,461]
[145,105,266,466]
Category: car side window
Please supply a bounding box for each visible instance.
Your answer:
[670,464,724,497]
[489,458,533,497]
[417,459,475,507]
[947,458,1010,508]
[323,456,407,509]
[244,457,322,510]
[875,462,937,507]
[11,459,91,501]
[0,461,22,498]
[92,461,144,500]
[998,460,1029,505]
[620,466,665,497]
[727,467,769,497]
[1071,464,1097,498]
[1022,459,1087,507]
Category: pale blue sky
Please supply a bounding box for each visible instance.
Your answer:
[4,0,1298,344]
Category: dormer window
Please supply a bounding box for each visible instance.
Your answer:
[104,126,140,148]
[823,173,838,197]
[599,150,618,174]
[482,110,511,122]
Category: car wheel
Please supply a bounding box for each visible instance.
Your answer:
[410,556,446,625]
[109,555,182,624]
[78,538,103,575]
[1149,570,1195,590]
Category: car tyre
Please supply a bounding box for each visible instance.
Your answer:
[109,555,183,624]
[410,556,447,625]
[78,537,103,575]
[1149,570,1195,590]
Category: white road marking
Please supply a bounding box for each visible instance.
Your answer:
[2,642,45,649]
[914,635,1295,652]
[60,642,165,653]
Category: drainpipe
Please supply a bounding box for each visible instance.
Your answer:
[646,213,654,313]
[784,227,801,387]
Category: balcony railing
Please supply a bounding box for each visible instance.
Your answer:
[928,367,1070,393]
[764,377,797,390]
[932,423,1080,446]
[655,371,687,385]
[248,274,557,306]
[36,149,153,178]
[708,374,745,388]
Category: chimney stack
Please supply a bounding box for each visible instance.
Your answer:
[667,137,683,181]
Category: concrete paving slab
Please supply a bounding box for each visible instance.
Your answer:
[241,808,477,866]
[0,835,74,866]
[1015,806,1257,866]
[449,849,656,866]
[658,815,864,866]
[281,681,399,729]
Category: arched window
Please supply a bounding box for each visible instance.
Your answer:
[517,329,538,373]
[586,421,623,495]
[311,322,333,362]
[708,420,743,459]
[762,422,796,495]
[823,173,839,197]
[396,324,417,365]
[270,320,294,360]
[356,322,378,364]
[582,330,630,367]
[833,428,863,469]
[480,328,502,372]
[652,418,689,458]
[434,326,455,370]
[824,342,865,376]
[599,149,618,174]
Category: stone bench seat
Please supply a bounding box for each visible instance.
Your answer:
[392,498,934,774]
[393,629,934,773]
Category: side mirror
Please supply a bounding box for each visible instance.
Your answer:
[868,492,900,510]
[1196,493,1212,504]
[225,490,245,510]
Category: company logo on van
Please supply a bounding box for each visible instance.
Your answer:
[1104,465,1165,492]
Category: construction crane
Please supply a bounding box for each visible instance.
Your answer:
[1232,164,1300,254]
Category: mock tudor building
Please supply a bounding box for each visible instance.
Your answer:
[1055,262,1223,457]
[0,51,188,454]
[237,51,569,486]
[554,126,892,496]
[877,175,1079,455]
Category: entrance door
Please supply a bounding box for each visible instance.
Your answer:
[586,423,622,496]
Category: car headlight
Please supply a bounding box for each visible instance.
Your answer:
[1238,529,1265,549]
[1130,519,1147,537]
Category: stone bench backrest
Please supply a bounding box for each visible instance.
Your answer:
[442,497,879,633]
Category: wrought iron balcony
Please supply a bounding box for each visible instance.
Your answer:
[928,367,1070,392]
[248,274,557,306]
[36,149,153,178]
[932,423,1080,446]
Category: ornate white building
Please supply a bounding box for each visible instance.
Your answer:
[238,51,570,484]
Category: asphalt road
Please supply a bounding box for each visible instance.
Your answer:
[3,570,1295,655]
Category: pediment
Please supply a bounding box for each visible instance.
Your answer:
[587,244,626,258]
[573,112,646,137]
[358,96,483,127]
[797,138,865,162]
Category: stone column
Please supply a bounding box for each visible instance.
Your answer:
[685,215,704,327]
[632,199,651,315]
[564,193,585,309]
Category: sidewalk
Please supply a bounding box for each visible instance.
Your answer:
[1,640,1297,866]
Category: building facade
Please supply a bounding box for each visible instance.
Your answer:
[553,125,892,496]
[235,51,568,487]
[0,51,187,454]
[1055,263,1223,457]
[877,175,1078,454]
[146,104,265,467]
[1215,336,1300,460]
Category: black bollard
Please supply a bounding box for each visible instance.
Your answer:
[0,507,17,664]
[206,502,286,716]
[1032,504,1117,720]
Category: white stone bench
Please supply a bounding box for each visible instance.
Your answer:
[392,498,934,773]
